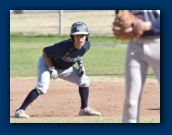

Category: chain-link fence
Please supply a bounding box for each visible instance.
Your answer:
[10,10,115,36]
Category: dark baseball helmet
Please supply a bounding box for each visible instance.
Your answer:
[70,22,89,41]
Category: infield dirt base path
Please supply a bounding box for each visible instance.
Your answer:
[10,77,160,120]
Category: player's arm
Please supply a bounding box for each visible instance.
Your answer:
[78,58,83,67]
[150,17,160,34]
[124,21,153,33]
[43,44,60,67]
[43,48,59,79]
[77,58,85,77]
[125,18,160,34]
[43,49,53,67]
[77,41,90,77]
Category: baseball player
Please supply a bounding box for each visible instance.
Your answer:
[114,10,160,123]
[14,22,101,118]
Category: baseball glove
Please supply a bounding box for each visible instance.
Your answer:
[112,10,144,40]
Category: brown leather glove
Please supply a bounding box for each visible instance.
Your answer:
[112,10,144,40]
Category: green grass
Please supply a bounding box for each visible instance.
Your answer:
[10,34,155,78]
[10,33,127,45]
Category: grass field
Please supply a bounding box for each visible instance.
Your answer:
[10,34,155,78]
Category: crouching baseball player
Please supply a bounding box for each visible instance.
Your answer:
[14,22,101,118]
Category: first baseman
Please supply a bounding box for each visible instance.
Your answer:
[14,22,101,118]
[114,10,160,123]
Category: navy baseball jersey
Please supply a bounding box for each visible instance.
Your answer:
[43,39,90,69]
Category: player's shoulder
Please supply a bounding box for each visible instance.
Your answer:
[85,40,91,47]
[57,39,72,45]
[83,41,91,51]
[54,39,72,47]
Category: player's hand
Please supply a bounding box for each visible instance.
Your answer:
[78,65,84,78]
[49,66,58,79]
[112,10,144,40]
[124,22,152,33]
[124,27,133,33]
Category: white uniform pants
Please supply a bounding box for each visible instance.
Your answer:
[35,56,89,94]
[122,37,160,123]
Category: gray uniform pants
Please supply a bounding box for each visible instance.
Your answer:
[122,37,160,123]
[35,56,89,95]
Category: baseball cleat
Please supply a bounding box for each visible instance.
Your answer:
[78,107,101,116]
[14,109,30,118]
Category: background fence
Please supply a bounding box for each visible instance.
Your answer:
[10,10,115,36]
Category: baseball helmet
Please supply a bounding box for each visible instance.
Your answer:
[70,22,89,41]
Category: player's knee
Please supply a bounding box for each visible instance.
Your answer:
[35,89,46,95]
[79,75,89,87]
[35,84,49,95]
[125,99,138,110]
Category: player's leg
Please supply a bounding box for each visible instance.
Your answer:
[122,41,148,123]
[144,38,160,82]
[15,56,50,118]
[60,66,89,108]
[59,66,101,116]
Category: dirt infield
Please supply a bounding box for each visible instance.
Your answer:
[10,77,160,122]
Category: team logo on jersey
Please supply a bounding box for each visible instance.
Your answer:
[63,56,82,62]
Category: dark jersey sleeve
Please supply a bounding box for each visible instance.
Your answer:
[43,42,64,58]
[83,41,91,52]
[150,13,160,34]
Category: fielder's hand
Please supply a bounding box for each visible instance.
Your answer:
[112,10,144,40]
[49,66,58,79]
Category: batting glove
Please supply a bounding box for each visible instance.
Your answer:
[78,65,84,78]
[49,66,58,79]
